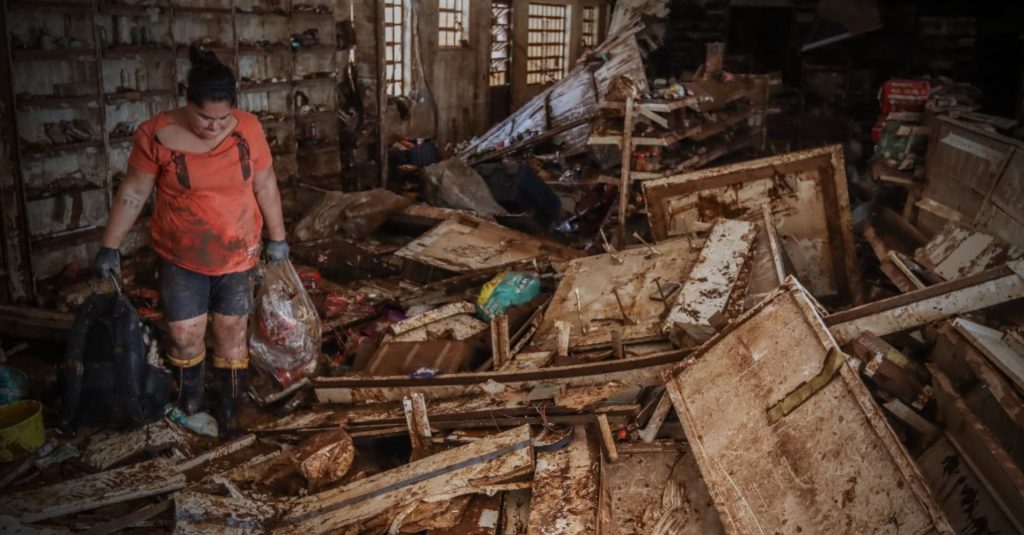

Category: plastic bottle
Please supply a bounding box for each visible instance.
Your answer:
[164,405,218,437]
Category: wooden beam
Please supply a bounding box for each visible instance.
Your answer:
[826,261,1024,345]
[80,499,172,535]
[313,348,689,404]
[491,314,510,370]
[595,414,619,463]
[403,393,432,457]
[616,92,635,250]
[275,425,534,534]
[638,391,674,444]
[951,318,1024,393]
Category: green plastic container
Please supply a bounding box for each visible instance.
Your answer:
[0,400,45,462]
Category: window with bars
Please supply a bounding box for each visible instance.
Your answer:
[489,2,512,87]
[438,0,469,47]
[527,3,570,85]
[384,0,407,96]
[581,6,598,47]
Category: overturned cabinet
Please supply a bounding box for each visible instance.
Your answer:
[663,282,952,533]
[642,145,860,305]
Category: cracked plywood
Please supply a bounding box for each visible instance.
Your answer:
[664,283,952,534]
[396,216,581,273]
[642,145,859,303]
[527,426,600,535]
[532,237,699,351]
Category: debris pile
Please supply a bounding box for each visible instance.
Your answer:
[2,3,1024,534]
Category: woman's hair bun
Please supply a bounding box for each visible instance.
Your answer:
[188,45,222,67]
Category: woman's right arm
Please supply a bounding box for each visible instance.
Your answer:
[100,166,157,249]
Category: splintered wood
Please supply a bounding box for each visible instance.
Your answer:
[532,236,698,350]
[527,426,601,535]
[276,425,534,534]
[664,282,953,534]
[663,219,756,343]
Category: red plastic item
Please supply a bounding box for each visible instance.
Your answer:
[879,80,930,115]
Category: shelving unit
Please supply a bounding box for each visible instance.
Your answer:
[2,0,343,297]
[586,57,772,247]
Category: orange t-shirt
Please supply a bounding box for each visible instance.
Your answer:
[128,110,272,276]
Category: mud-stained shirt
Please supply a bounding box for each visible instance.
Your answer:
[128,110,272,276]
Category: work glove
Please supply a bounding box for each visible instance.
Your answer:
[94,246,121,279]
[266,240,289,263]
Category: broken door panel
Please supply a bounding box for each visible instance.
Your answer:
[532,237,698,350]
[395,215,581,273]
[642,145,859,303]
[664,282,951,534]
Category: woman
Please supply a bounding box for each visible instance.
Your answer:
[94,47,287,435]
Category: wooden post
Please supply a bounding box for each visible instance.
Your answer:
[491,314,510,369]
[616,91,635,250]
[611,329,624,359]
[403,393,432,458]
[595,414,619,463]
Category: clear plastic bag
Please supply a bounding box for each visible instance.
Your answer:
[249,260,321,387]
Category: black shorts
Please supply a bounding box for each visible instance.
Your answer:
[159,259,254,322]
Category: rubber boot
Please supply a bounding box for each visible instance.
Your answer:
[212,365,247,439]
[173,359,205,415]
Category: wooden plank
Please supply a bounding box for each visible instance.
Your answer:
[930,364,1024,530]
[531,237,697,350]
[499,489,531,535]
[826,261,1024,345]
[491,315,510,370]
[276,425,534,533]
[313,348,689,404]
[642,145,859,303]
[0,305,74,339]
[395,215,580,273]
[663,219,756,343]
[617,92,636,249]
[527,426,600,535]
[80,499,173,535]
[665,283,952,534]
[389,302,477,335]
[952,318,1024,393]
[595,414,619,463]
[639,391,674,444]
[82,420,195,470]
[935,322,1024,432]
[915,224,1021,281]
[498,351,554,372]
[428,493,503,534]
[403,393,433,456]
[0,457,185,523]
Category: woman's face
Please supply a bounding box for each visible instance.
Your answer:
[187,100,234,139]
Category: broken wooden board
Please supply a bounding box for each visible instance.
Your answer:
[743,208,789,310]
[929,364,1024,531]
[0,457,185,523]
[81,419,196,470]
[274,425,534,533]
[605,446,723,534]
[951,317,1024,394]
[532,237,697,350]
[174,489,284,534]
[527,426,600,535]
[663,219,756,343]
[498,351,554,372]
[915,223,1023,281]
[917,435,1020,534]
[395,215,580,273]
[389,302,478,336]
[313,348,688,403]
[827,261,1024,345]
[363,339,476,376]
[664,281,952,534]
[642,144,859,303]
[427,493,503,535]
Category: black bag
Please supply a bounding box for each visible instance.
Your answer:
[59,292,171,432]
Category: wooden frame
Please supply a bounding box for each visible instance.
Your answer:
[642,145,860,304]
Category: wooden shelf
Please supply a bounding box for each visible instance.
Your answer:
[13,48,97,62]
[239,44,291,55]
[289,9,333,19]
[31,217,149,252]
[236,8,287,17]
[297,140,338,153]
[175,5,232,15]
[103,45,174,59]
[99,3,167,16]
[105,89,175,104]
[22,140,104,161]
[295,110,337,122]
[16,94,99,109]
[26,183,105,202]
[8,0,93,13]
[175,46,234,58]
[295,44,337,54]
[240,80,292,93]
[294,76,336,88]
